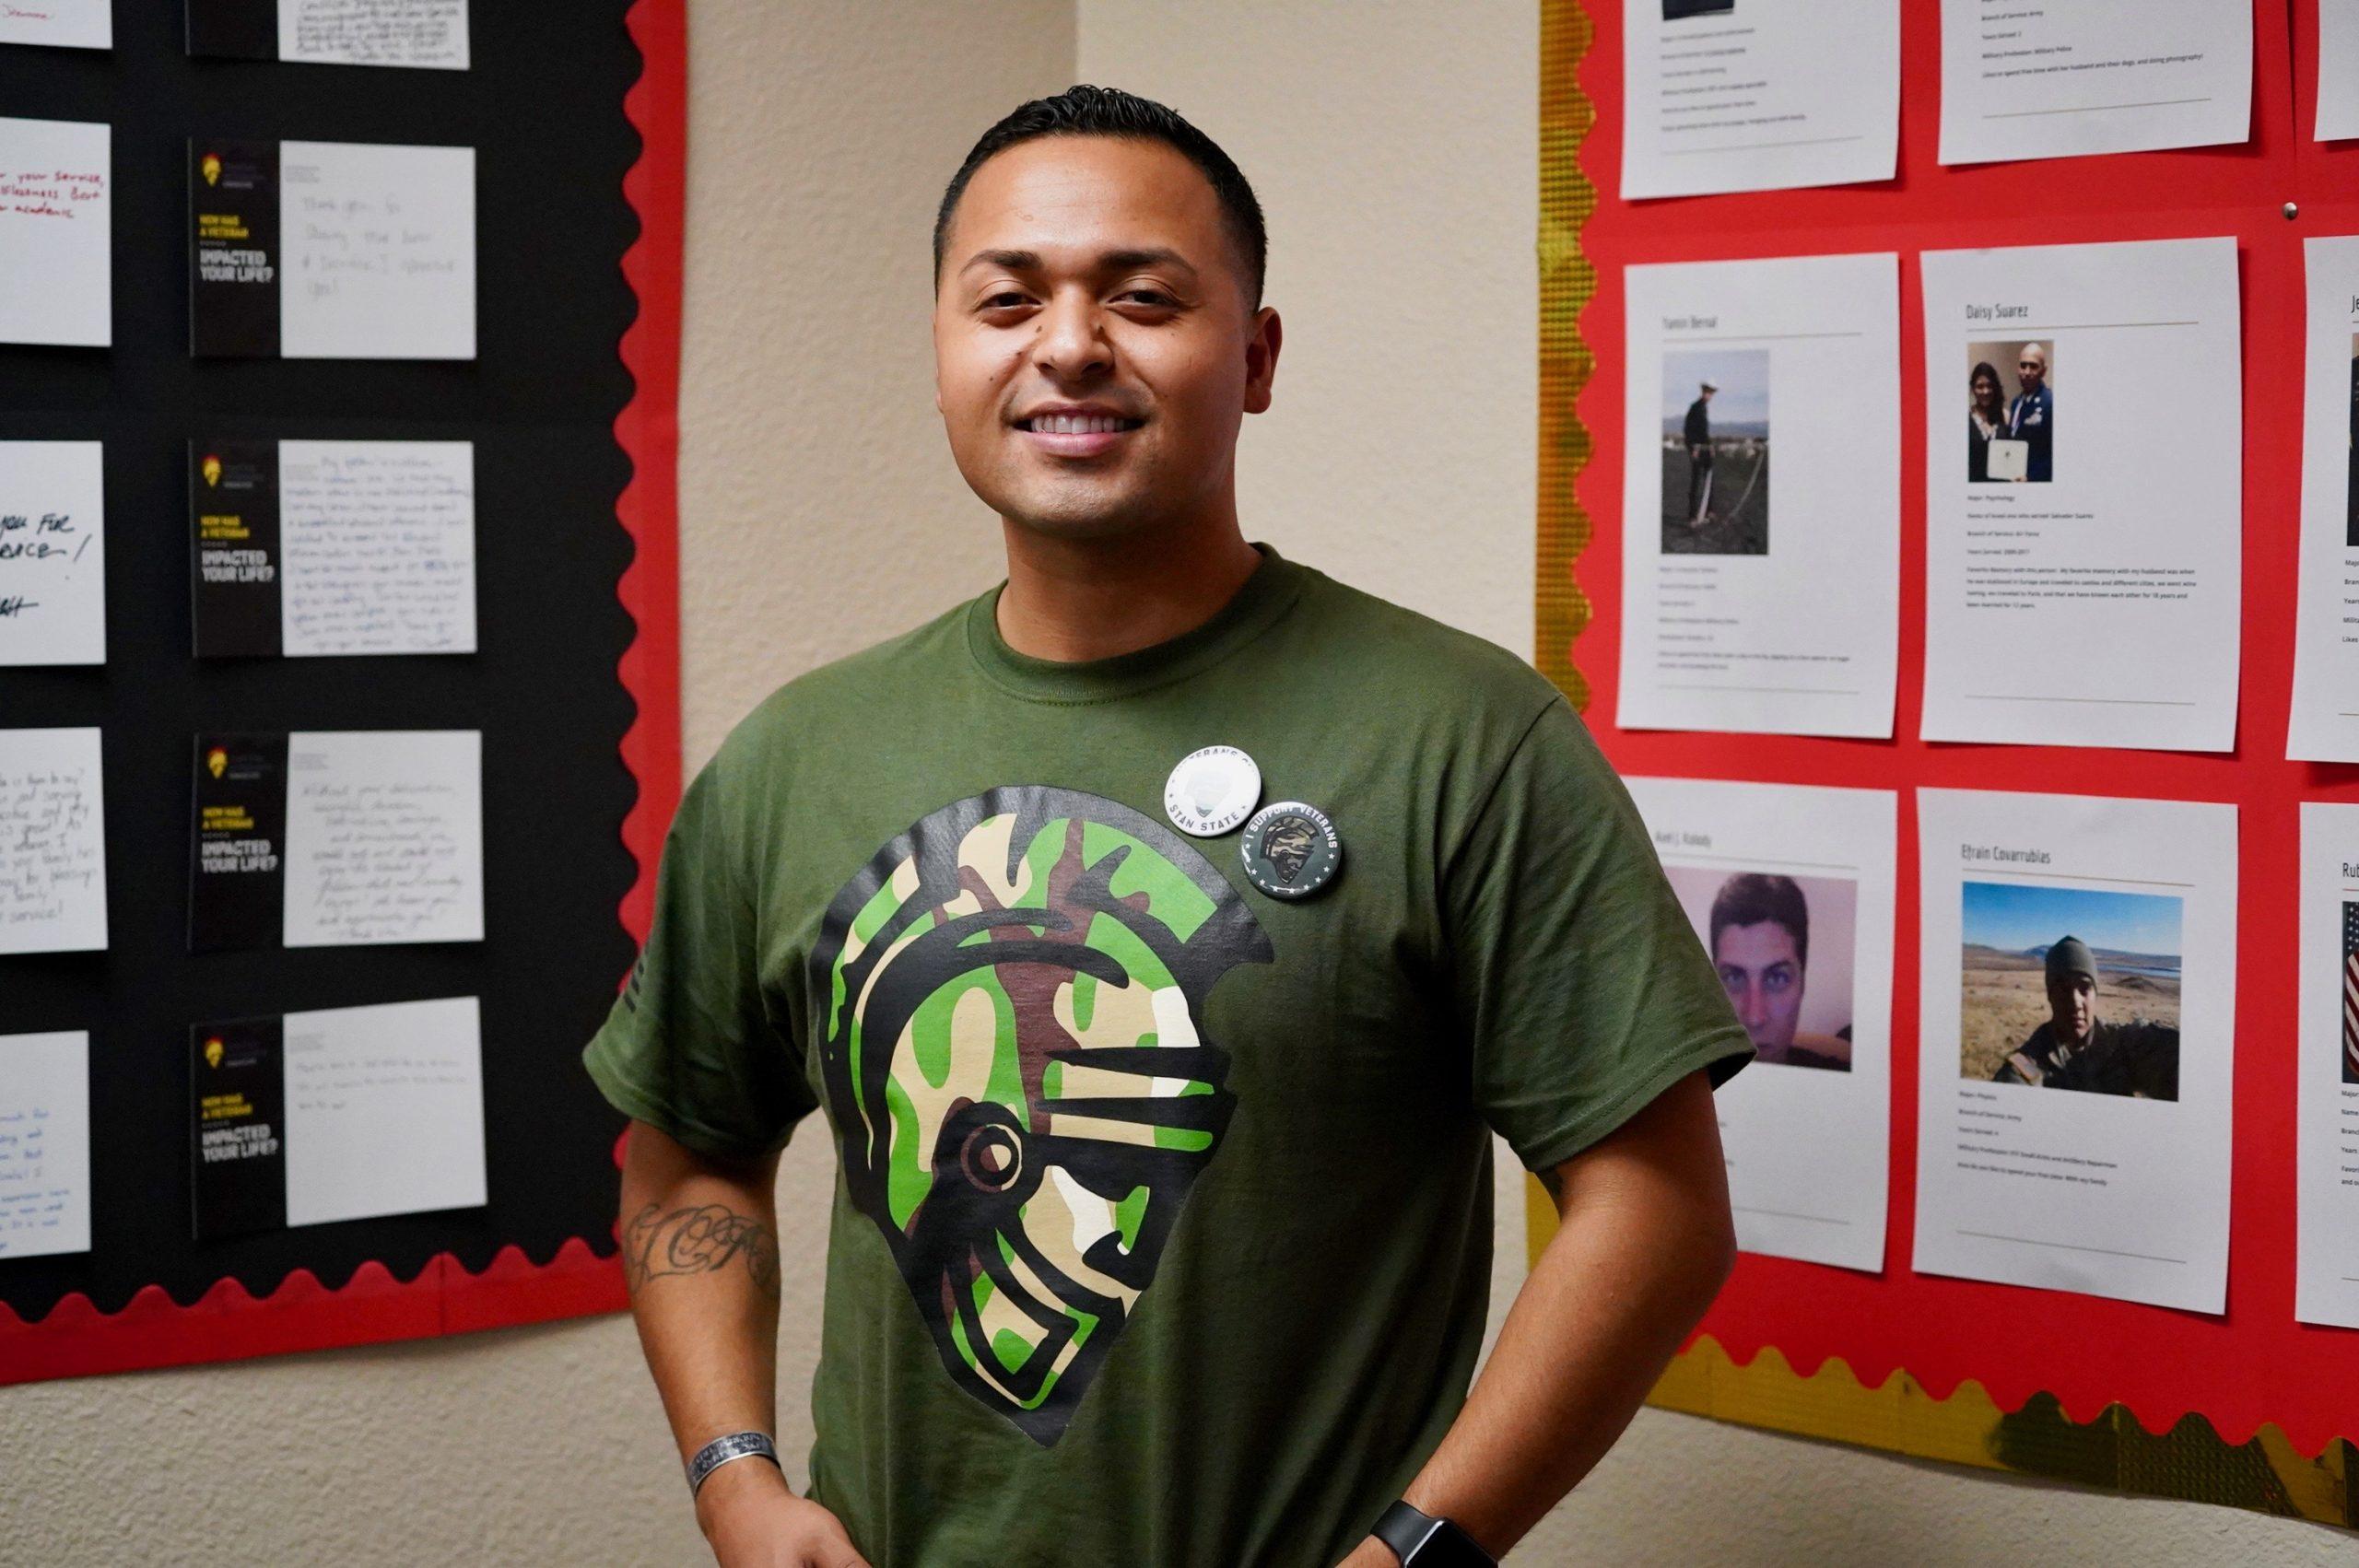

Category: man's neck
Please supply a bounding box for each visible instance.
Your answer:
[993,514,1265,663]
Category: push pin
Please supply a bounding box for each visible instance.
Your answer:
[2283,201,2298,220]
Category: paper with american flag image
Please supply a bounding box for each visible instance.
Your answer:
[2296,804,2359,1327]
[2343,901,2359,1086]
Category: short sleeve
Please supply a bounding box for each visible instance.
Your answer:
[1443,696,1752,1173]
[581,748,816,1161]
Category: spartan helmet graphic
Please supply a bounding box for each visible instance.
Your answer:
[202,454,222,487]
[812,786,1272,1445]
[206,746,229,779]
[201,152,222,186]
[1261,815,1319,884]
[204,1036,225,1070]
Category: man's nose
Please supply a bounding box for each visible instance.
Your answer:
[1034,289,1111,381]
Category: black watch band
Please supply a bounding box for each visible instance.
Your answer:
[1370,1500,1496,1567]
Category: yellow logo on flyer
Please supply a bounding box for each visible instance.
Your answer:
[202,453,221,487]
[206,746,229,779]
[201,152,222,186]
[204,1036,225,1069]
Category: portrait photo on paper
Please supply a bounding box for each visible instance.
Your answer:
[1664,864,1856,1071]
[1966,339,2053,484]
[1661,346,1769,555]
[1960,881,2179,1099]
[2346,333,2356,548]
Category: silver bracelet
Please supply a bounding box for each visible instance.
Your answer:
[685,1431,780,1498]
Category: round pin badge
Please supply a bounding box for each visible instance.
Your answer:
[1239,801,1343,899]
[1163,745,1262,837]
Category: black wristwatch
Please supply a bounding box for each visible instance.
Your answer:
[1370,1500,1496,1566]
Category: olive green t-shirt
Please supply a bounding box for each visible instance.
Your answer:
[582,542,1751,1566]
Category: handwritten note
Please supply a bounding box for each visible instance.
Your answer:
[280,440,475,656]
[0,1031,89,1260]
[0,0,110,47]
[284,997,484,1226]
[0,440,104,666]
[282,730,481,946]
[0,727,106,954]
[279,139,474,360]
[0,116,110,347]
[281,0,466,69]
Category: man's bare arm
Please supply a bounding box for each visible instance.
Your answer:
[618,1118,869,1566]
[1337,1068,1737,1564]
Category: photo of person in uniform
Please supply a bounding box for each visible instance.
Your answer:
[2007,342,2053,482]
[1660,346,1769,556]
[1967,359,2005,483]
[1966,339,2054,484]
[1960,883,2180,1099]
[1662,865,1855,1071]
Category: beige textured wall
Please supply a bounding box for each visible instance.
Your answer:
[8,5,2353,1565]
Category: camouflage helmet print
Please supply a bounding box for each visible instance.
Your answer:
[1239,800,1343,901]
[810,785,1273,1445]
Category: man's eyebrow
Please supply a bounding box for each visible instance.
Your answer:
[956,246,1200,276]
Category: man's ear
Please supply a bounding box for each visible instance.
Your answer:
[1243,306,1282,415]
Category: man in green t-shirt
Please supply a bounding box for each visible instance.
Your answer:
[585,84,1752,1568]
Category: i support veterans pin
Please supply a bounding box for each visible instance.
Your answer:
[1240,801,1342,899]
[1164,745,1262,837]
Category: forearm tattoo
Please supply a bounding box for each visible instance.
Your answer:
[623,1200,781,1300]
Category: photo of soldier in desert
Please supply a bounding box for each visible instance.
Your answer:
[1960,883,2180,1100]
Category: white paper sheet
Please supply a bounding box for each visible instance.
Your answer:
[283,730,481,946]
[2288,237,2359,761]
[2319,0,2359,142]
[1919,238,2240,752]
[0,0,110,48]
[1626,778,1894,1270]
[0,440,103,666]
[0,727,106,955]
[278,140,474,360]
[2296,804,2359,1327]
[283,996,485,1225]
[0,1031,89,1259]
[1621,0,1896,198]
[1914,789,2234,1313]
[278,439,475,656]
[278,0,467,69]
[1620,253,1899,738]
[1938,0,2251,165]
[0,117,110,347]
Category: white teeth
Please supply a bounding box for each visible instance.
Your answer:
[1030,415,1129,434]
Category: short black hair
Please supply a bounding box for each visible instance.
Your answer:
[1709,873,1810,972]
[933,84,1267,308]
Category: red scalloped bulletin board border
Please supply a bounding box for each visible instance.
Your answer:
[1554,0,2359,1465]
[0,0,681,1384]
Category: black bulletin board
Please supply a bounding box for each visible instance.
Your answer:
[1,1,653,1365]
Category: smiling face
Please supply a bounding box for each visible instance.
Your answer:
[1715,919,1804,1057]
[1971,366,2003,415]
[932,136,1280,543]
[2016,345,2047,392]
